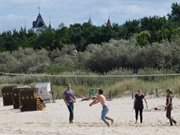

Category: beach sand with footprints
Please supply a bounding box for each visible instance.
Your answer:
[0,97,180,135]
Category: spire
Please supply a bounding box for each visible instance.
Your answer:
[88,17,92,25]
[48,16,52,29]
[32,6,46,29]
[38,0,41,14]
[106,16,112,28]
[38,6,41,14]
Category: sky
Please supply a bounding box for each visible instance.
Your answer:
[0,0,179,32]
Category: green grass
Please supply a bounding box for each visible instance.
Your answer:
[0,75,180,99]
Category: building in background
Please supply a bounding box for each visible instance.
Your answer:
[32,8,47,33]
[106,17,112,28]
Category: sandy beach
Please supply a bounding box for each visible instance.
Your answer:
[0,97,180,135]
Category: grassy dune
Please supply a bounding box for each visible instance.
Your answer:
[52,77,180,98]
[0,76,180,98]
[0,75,179,99]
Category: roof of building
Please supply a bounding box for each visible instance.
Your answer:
[33,13,46,28]
[106,17,112,27]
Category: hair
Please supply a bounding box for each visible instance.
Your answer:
[137,90,141,93]
[166,89,172,94]
[67,83,71,87]
[98,89,103,95]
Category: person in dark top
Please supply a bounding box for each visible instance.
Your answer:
[165,89,176,126]
[63,84,76,123]
[134,90,148,123]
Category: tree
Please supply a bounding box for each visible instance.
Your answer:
[168,3,180,24]
[136,31,151,46]
[122,20,141,39]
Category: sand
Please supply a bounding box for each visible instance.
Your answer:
[0,97,180,135]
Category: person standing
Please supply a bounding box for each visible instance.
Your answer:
[165,89,177,126]
[134,90,148,124]
[89,89,114,127]
[63,84,76,123]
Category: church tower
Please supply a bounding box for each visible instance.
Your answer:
[32,7,46,33]
[88,17,92,25]
[106,17,112,28]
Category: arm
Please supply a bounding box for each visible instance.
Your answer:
[165,96,172,109]
[133,94,137,109]
[63,91,68,105]
[63,95,68,105]
[72,90,76,103]
[73,95,76,103]
[144,97,148,109]
[133,99,136,110]
[165,97,168,110]
[89,96,100,106]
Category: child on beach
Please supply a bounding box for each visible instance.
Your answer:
[89,89,114,127]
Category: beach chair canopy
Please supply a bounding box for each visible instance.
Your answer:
[35,82,52,103]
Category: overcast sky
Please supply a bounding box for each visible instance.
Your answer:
[0,0,179,32]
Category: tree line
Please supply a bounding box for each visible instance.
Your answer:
[0,3,180,74]
[0,39,180,74]
[0,3,180,52]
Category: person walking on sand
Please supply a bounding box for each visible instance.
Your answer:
[63,84,76,124]
[134,90,148,124]
[89,89,114,127]
[165,89,177,126]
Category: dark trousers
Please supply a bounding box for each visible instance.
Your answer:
[166,107,176,126]
[67,103,74,123]
[135,108,143,123]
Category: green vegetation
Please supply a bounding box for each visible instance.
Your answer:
[0,39,179,74]
[0,3,180,98]
[0,3,180,74]
[0,75,180,99]
[0,3,179,51]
